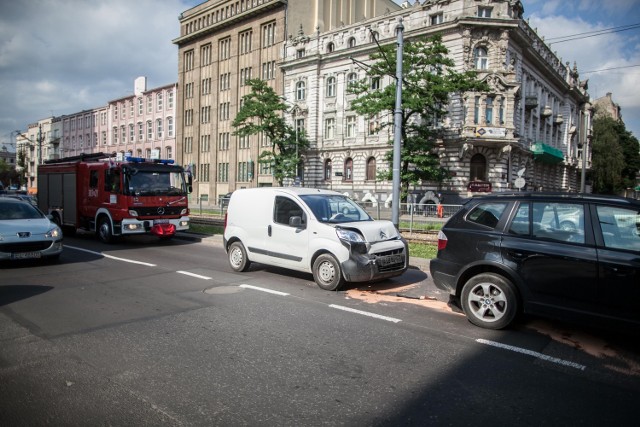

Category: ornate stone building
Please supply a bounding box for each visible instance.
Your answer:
[280,0,592,205]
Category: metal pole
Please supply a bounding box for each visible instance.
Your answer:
[38,124,43,165]
[391,18,404,228]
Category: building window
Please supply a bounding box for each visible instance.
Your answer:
[325,76,336,97]
[120,126,126,144]
[239,30,252,55]
[296,49,305,58]
[237,161,249,181]
[219,37,231,60]
[366,157,376,180]
[157,92,163,111]
[157,119,163,138]
[201,44,212,66]
[348,37,356,48]
[201,105,211,123]
[262,21,276,47]
[347,72,358,89]
[200,134,210,152]
[346,116,357,138]
[485,97,494,124]
[166,146,172,160]
[184,109,193,126]
[262,61,276,80]
[296,81,306,101]
[478,7,492,18]
[430,13,444,25]
[368,114,380,135]
[218,162,229,182]
[184,50,194,71]
[238,134,250,149]
[470,154,487,181]
[344,158,353,181]
[219,73,231,91]
[167,117,174,137]
[147,96,153,113]
[370,77,380,90]
[474,47,488,70]
[138,122,144,140]
[326,42,334,53]
[185,82,194,99]
[147,121,153,140]
[324,159,332,180]
[325,118,335,139]
[474,96,481,124]
[499,98,505,125]
[129,124,134,141]
[184,137,193,153]
[240,67,252,86]
[369,31,378,43]
[218,132,229,150]
[168,91,174,109]
[202,78,211,95]
[219,102,230,121]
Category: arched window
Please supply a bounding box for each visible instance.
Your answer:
[296,80,306,101]
[326,76,336,97]
[366,157,376,180]
[348,37,356,48]
[470,154,487,181]
[344,158,353,181]
[474,47,488,70]
[369,31,378,43]
[327,42,334,53]
[324,159,332,180]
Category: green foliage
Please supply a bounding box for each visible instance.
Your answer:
[232,79,309,185]
[590,116,638,194]
[349,34,489,200]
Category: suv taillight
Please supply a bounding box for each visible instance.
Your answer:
[437,230,448,251]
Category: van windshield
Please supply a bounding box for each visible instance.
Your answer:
[300,194,372,223]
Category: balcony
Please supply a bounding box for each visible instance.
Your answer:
[553,114,564,125]
[525,95,538,109]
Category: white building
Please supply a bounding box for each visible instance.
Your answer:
[280,0,592,204]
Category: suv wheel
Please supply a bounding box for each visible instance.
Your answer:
[461,273,517,329]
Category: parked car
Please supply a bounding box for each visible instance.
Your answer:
[220,192,233,208]
[430,192,640,329]
[1,193,38,206]
[224,187,408,290]
[0,198,63,262]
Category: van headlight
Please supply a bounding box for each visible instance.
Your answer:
[336,228,365,243]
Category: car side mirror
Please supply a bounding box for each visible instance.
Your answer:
[289,216,304,228]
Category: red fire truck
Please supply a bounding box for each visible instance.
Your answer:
[37,152,192,243]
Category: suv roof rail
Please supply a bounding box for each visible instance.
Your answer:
[470,192,639,204]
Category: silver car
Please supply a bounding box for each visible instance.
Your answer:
[0,198,63,261]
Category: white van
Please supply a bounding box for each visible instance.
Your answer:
[223,187,408,290]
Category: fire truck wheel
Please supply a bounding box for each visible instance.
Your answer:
[98,217,114,244]
[228,241,251,272]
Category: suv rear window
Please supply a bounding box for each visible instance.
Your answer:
[467,202,507,228]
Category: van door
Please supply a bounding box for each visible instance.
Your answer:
[265,196,309,271]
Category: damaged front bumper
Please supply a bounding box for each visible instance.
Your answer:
[341,239,409,282]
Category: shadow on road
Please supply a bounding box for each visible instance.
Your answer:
[0,285,53,307]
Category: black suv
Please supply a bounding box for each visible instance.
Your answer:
[430,193,640,329]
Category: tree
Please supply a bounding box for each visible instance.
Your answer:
[232,79,309,186]
[590,116,626,194]
[349,34,489,201]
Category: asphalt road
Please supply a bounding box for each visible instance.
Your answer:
[1,233,639,426]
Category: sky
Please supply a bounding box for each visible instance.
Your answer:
[1,0,639,152]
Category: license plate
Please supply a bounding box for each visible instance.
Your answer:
[378,254,403,266]
[154,219,169,224]
[12,251,42,260]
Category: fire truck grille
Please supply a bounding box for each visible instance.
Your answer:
[1,241,53,253]
[135,206,184,217]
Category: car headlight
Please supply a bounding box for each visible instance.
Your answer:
[335,228,365,243]
[46,226,62,238]
[129,210,139,217]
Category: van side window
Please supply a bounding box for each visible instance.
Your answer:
[274,196,305,226]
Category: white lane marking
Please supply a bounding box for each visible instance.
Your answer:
[329,304,402,323]
[65,245,157,267]
[177,271,212,280]
[476,338,587,371]
[239,284,289,296]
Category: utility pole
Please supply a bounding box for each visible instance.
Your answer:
[391,18,404,228]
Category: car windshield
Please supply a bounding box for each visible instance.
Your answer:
[0,201,45,220]
[300,194,372,223]
[125,171,187,196]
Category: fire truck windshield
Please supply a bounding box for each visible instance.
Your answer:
[125,171,187,197]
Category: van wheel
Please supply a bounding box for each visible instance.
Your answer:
[97,217,114,244]
[228,242,251,272]
[461,273,517,330]
[313,254,344,291]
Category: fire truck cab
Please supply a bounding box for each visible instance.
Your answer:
[38,153,191,243]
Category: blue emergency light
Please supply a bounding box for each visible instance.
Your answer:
[125,156,174,165]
